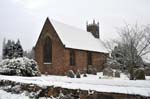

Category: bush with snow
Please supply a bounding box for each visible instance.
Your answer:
[0,57,41,76]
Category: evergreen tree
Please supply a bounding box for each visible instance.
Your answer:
[6,40,14,59]
[2,39,24,59]
[2,38,6,59]
[14,39,23,57]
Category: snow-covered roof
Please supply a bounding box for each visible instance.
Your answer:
[48,18,108,53]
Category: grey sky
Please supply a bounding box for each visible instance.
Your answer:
[0,0,150,57]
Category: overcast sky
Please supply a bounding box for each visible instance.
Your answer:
[0,0,150,58]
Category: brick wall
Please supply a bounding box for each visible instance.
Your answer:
[64,48,107,73]
[35,18,65,75]
[35,18,108,75]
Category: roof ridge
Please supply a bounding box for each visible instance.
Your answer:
[49,18,91,34]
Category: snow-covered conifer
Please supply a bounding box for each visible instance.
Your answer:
[2,38,6,59]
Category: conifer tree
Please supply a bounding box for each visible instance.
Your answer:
[2,39,24,59]
[14,39,23,57]
[2,38,6,59]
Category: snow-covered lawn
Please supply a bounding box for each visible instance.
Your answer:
[0,73,150,97]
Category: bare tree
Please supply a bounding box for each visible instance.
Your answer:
[117,24,150,79]
[117,24,150,57]
[102,40,115,53]
[104,24,150,80]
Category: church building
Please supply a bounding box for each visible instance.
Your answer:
[35,17,108,75]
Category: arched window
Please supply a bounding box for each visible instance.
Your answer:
[43,37,52,63]
[70,49,75,66]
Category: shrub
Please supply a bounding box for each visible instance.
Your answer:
[0,57,41,76]
[67,70,75,78]
[144,67,150,76]
[134,68,145,80]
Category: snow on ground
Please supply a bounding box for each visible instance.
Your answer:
[0,89,55,99]
[0,90,28,99]
[0,73,150,97]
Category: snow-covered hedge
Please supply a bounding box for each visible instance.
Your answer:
[0,57,41,76]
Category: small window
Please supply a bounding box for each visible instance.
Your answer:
[70,49,75,66]
[87,52,92,65]
[43,37,52,63]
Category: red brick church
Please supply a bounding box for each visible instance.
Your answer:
[35,17,108,75]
